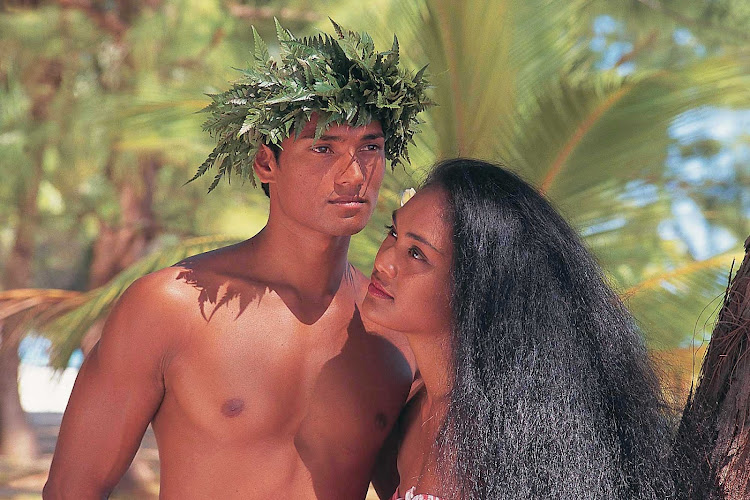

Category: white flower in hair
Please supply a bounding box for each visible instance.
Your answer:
[400,188,416,206]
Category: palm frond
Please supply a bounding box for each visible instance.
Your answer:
[622,248,743,348]
[0,289,83,322]
[623,250,743,298]
[510,53,750,206]
[539,82,636,194]
[605,0,750,47]
[34,235,242,368]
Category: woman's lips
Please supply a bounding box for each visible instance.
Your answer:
[368,280,393,299]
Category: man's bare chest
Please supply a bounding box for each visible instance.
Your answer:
[157,301,411,453]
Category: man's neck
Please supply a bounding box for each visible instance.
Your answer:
[252,217,352,299]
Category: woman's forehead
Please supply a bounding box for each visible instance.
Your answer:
[396,187,453,252]
[400,187,449,217]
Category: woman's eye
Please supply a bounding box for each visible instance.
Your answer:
[361,144,382,152]
[385,224,397,238]
[408,247,424,260]
[311,145,332,153]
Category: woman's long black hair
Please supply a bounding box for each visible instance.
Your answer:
[424,159,679,499]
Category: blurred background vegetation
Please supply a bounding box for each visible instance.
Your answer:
[0,0,748,491]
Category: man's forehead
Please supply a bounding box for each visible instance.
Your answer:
[295,115,384,140]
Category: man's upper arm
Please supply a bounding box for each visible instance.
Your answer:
[45,273,175,498]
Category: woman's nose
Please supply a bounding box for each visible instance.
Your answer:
[373,242,397,279]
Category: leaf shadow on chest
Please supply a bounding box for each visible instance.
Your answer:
[293,307,413,499]
[173,259,359,325]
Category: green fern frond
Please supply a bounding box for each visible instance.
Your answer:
[38,235,242,369]
[190,19,433,192]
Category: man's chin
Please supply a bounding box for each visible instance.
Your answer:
[329,213,373,235]
[329,222,369,236]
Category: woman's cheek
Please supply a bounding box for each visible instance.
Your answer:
[417,289,450,331]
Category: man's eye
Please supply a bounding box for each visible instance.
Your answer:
[311,146,332,153]
[385,224,397,238]
[361,144,382,152]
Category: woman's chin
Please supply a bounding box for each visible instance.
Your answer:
[360,295,377,321]
[360,295,393,331]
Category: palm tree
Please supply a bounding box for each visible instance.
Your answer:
[329,0,750,357]
[675,235,750,498]
[1,0,749,492]
[0,0,282,471]
[6,0,749,380]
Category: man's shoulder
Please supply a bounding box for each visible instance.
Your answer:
[111,257,239,329]
[170,240,272,290]
[104,268,201,342]
[124,266,201,308]
[126,266,266,319]
[92,268,194,366]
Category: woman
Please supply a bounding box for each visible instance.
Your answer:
[362,159,680,499]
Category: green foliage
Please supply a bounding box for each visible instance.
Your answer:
[2,0,750,357]
[192,18,434,192]
[41,235,242,368]
[333,0,750,348]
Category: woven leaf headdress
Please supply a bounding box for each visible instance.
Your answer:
[191,18,434,192]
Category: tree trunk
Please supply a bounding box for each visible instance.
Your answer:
[81,153,160,354]
[675,235,750,499]
[0,55,63,462]
[0,319,39,462]
[88,152,160,290]
[0,151,44,463]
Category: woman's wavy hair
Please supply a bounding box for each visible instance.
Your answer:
[424,159,679,499]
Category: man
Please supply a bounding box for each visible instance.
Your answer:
[44,20,431,499]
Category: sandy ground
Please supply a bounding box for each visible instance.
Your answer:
[1,366,381,499]
[0,412,161,499]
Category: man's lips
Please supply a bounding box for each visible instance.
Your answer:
[329,196,367,205]
[368,279,393,299]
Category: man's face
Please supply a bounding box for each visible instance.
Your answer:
[263,117,386,237]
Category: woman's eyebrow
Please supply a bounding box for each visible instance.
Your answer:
[392,210,443,255]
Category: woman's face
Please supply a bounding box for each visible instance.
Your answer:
[362,187,454,335]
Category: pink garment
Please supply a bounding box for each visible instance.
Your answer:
[389,486,442,500]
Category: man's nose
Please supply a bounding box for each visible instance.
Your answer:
[336,152,366,189]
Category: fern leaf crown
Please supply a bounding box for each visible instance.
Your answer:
[193,18,434,192]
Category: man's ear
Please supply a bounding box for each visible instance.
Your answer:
[253,144,278,185]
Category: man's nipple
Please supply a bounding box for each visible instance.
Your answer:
[375,412,388,430]
[221,398,246,418]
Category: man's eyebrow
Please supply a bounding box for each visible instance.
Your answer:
[392,210,443,255]
[299,131,385,141]
[299,132,345,141]
[361,132,385,141]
